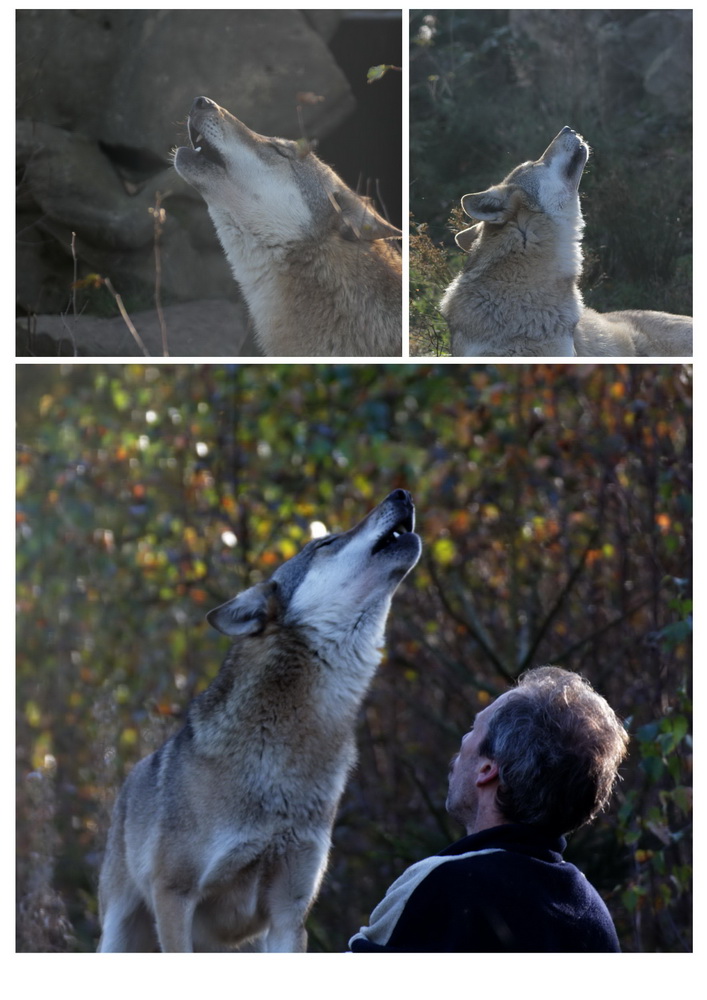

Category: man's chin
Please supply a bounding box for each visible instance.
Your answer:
[445,798,464,830]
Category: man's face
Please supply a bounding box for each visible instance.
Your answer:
[445,691,513,829]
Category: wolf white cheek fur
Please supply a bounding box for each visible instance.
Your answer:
[97,490,421,952]
[174,96,402,358]
[440,126,692,358]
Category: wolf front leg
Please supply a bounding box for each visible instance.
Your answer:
[262,839,331,952]
[98,893,159,952]
[98,829,160,951]
[152,885,198,952]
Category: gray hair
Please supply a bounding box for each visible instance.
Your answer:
[479,666,629,834]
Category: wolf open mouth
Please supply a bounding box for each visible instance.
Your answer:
[371,512,414,555]
[566,146,588,187]
[188,119,226,169]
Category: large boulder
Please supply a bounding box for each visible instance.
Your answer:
[16,10,354,334]
[17,9,353,160]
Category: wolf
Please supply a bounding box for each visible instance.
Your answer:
[440,126,692,357]
[173,96,402,357]
[97,490,421,952]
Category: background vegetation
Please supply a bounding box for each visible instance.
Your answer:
[16,363,692,952]
[409,10,693,355]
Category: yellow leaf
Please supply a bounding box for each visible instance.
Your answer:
[433,537,456,566]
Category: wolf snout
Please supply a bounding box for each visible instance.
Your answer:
[558,125,587,148]
[383,488,415,527]
[193,95,218,113]
[386,488,413,507]
[370,489,418,557]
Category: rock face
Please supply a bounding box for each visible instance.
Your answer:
[16,9,355,347]
[17,10,354,158]
[508,9,692,122]
[624,11,693,117]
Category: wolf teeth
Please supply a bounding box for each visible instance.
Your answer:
[372,524,408,555]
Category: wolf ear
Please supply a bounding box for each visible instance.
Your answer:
[206,582,277,637]
[332,189,402,242]
[455,223,482,252]
[461,187,511,224]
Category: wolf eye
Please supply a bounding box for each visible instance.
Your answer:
[269,143,291,159]
[316,534,339,548]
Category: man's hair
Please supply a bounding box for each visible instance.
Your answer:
[479,666,629,835]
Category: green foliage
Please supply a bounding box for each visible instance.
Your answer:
[367,64,400,84]
[409,220,454,356]
[16,363,692,951]
[609,581,692,952]
[611,689,692,950]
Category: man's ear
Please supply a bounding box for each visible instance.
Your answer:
[475,759,500,787]
[206,581,277,637]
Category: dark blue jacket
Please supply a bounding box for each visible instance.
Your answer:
[349,823,621,952]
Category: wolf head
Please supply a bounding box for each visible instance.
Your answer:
[207,490,421,656]
[174,96,401,247]
[455,126,589,252]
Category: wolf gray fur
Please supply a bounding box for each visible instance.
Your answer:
[97,491,421,952]
[440,126,692,357]
[574,307,692,356]
[173,96,402,357]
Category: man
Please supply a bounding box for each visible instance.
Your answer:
[349,666,629,952]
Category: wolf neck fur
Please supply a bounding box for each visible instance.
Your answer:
[473,207,584,283]
[444,209,584,355]
[209,207,400,356]
[190,623,381,752]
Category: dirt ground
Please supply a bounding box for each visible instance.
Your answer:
[17,299,262,358]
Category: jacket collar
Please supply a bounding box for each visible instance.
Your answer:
[440,822,567,863]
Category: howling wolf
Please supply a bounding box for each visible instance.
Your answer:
[174,96,402,357]
[440,126,692,357]
[98,491,421,952]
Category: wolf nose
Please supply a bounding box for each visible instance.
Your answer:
[388,488,412,504]
[193,96,217,111]
[560,125,576,135]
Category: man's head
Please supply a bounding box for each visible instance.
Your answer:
[446,666,629,836]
